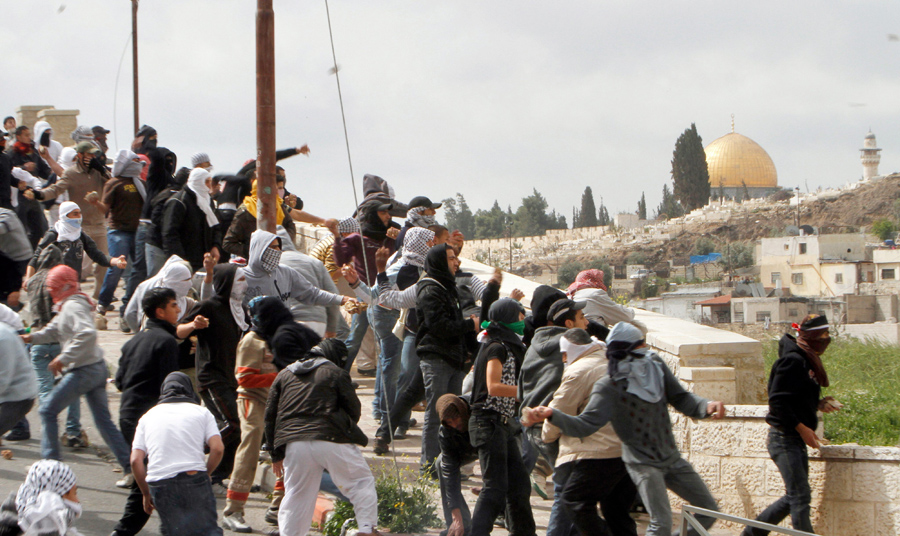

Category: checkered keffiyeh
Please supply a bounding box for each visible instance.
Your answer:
[337,217,361,235]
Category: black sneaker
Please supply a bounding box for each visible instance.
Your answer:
[264,506,279,525]
[357,368,376,377]
[120,322,132,334]
[4,429,29,441]
[393,426,408,440]
[373,437,390,456]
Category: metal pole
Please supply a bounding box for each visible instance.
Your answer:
[132,0,140,134]
[256,0,277,233]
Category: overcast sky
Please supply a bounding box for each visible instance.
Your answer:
[5,1,900,223]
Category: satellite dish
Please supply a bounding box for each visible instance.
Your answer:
[799,224,815,236]
[785,225,800,236]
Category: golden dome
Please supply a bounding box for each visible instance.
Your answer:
[705,132,778,189]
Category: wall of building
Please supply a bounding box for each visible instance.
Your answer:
[732,297,808,325]
[15,106,80,147]
[677,405,900,535]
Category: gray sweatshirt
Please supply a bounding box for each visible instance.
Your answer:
[30,294,104,370]
[0,208,33,262]
[547,352,709,468]
[0,324,38,404]
[280,250,341,333]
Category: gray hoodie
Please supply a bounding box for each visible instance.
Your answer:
[517,325,567,412]
[0,208,33,262]
[0,324,38,404]
[30,294,103,370]
[276,228,341,333]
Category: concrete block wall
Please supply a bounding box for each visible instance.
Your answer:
[677,405,900,536]
[37,108,80,147]
[16,105,53,131]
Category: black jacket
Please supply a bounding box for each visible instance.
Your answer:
[766,334,822,433]
[439,419,478,514]
[146,187,179,248]
[0,152,12,210]
[161,187,221,270]
[415,277,476,369]
[29,229,109,279]
[264,357,365,462]
[115,317,180,419]
[188,264,244,390]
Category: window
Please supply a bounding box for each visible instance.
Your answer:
[784,244,790,251]
[799,243,807,254]
[771,272,781,284]
[867,272,874,282]
[835,273,843,284]
[734,312,744,323]
[792,273,803,285]
[882,269,896,280]
[756,312,771,322]
[788,308,799,317]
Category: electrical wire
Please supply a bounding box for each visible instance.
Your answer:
[112,32,133,153]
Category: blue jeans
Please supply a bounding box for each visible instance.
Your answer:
[39,360,131,469]
[625,458,717,536]
[370,306,402,421]
[145,242,168,278]
[420,357,465,469]
[149,471,223,536]
[343,309,371,372]
[99,229,141,311]
[396,332,420,429]
[743,428,813,535]
[31,343,81,437]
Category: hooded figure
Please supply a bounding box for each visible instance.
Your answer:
[132,125,157,155]
[242,229,345,311]
[423,244,457,297]
[124,256,194,331]
[189,263,247,391]
[269,322,323,371]
[399,227,434,270]
[605,322,664,404]
[307,338,349,369]
[158,371,200,405]
[53,201,82,242]
[186,168,219,228]
[523,285,566,347]
[33,121,63,163]
[160,164,220,271]
[356,174,408,219]
[567,268,636,328]
[111,149,147,200]
[16,460,81,536]
[141,146,176,220]
[249,295,294,344]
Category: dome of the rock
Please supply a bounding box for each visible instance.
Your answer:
[705,132,778,189]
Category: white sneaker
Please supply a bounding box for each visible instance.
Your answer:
[211,482,228,498]
[222,512,252,533]
[116,473,135,489]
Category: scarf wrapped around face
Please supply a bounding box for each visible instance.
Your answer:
[45,265,91,307]
[158,371,201,405]
[792,315,831,387]
[112,148,147,200]
[242,180,285,225]
[16,460,80,535]
[406,206,437,228]
[54,202,82,242]
[400,227,435,268]
[337,217,360,235]
[605,321,664,403]
[566,268,607,295]
[187,168,219,227]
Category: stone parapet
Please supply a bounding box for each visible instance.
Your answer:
[15,105,54,131]
[678,404,900,535]
[36,108,80,147]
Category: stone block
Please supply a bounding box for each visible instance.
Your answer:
[740,422,770,458]
[721,458,767,498]
[834,500,875,536]
[36,108,80,148]
[690,420,743,457]
[679,367,736,381]
[726,405,768,418]
[854,446,900,461]
[16,105,53,131]
[821,461,853,501]
[816,444,856,460]
[851,463,896,502]
[875,501,900,536]
[690,454,721,490]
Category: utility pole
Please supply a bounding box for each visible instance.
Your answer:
[132,0,140,134]
[795,187,801,229]
[256,0,277,232]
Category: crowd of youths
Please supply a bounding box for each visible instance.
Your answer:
[0,117,838,536]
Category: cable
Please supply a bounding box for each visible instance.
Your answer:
[112,32,133,153]
[324,0,402,474]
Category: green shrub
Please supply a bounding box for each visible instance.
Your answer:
[762,336,900,446]
[625,251,647,266]
[323,464,441,536]
[693,237,716,256]
[871,218,897,241]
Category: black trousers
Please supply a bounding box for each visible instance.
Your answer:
[559,457,638,536]
[113,415,146,536]
[200,382,241,484]
[469,412,535,536]
[375,366,425,442]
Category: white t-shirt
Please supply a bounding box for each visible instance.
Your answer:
[132,402,220,482]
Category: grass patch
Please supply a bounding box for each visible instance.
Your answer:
[762,335,900,446]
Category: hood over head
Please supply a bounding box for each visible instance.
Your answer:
[248,295,294,343]
[530,285,566,328]
[246,229,279,278]
[211,262,239,300]
[424,244,457,294]
[307,338,349,368]
[59,147,77,170]
[436,394,470,430]
[271,322,323,371]
[275,226,297,252]
[158,371,200,404]
[33,121,53,146]
[112,149,144,179]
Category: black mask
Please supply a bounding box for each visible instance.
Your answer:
[39,132,50,147]
[90,156,106,172]
[145,138,158,150]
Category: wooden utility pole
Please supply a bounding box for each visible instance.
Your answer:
[256,0,277,232]
[132,0,140,134]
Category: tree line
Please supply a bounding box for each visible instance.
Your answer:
[443,122,712,239]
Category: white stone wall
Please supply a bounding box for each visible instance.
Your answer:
[676,405,900,536]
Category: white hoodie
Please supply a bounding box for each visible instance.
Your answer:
[33,121,63,164]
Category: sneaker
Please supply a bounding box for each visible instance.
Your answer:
[68,430,90,449]
[392,426,408,440]
[372,437,390,456]
[116,473,135,489]
[357,367,376,377]
[222,512,252,533]
[211,482,228,498]
[351,381,360,389]
[120,321,132,334]
[97,303,114,314]
[408,417,418,428]
[5,429,30,441]
[264,506,279,525]
[412,401,426,412]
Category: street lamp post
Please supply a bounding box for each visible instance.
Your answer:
[132,0,139,133]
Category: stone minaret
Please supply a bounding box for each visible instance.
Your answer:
[860,130,882,180]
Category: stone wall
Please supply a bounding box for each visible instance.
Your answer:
[676,405,900,536]
[15,105,80,146]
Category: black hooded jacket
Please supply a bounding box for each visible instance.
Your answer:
[250,296,295,345]
[415,245,475,369]
[523,285,566,347]
[141,146,176,219]
[161,186,221,270]
[115,317,180,419]
[766,334,822,433]
[187,264,244,390]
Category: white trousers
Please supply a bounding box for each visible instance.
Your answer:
[279,440,377,536]
[301,321,326,337]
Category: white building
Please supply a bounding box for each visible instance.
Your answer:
[860,130,882,180]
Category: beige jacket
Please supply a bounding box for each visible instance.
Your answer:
[542,347,623,465]
[40,162,109,228]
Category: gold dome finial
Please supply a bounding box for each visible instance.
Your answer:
[731,114,735,133]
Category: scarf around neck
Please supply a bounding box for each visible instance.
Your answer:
[406,206,437,228]
[242,180,285,225]
[16,460,80,533]
[54,201,82,242]
[606,322,664,403]
[401,227,435,268]
[187,168,219,227]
